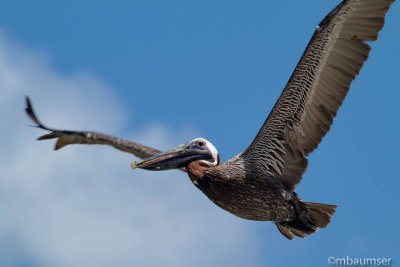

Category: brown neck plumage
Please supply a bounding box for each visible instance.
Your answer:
[186,154,220,185]
[186,154,220,184]
[186,161,210,184]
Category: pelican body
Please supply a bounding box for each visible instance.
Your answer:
[26,0,395,239]
[132,138,335,238]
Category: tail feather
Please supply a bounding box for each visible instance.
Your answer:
[290,228,306,238]
[305,202,337,228]
[276,223,295,240]
[276,202,337,240]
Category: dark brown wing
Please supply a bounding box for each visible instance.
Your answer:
[241,0,394,190]
[25,96,161,159]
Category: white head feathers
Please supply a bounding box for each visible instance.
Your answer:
[191,138,219,166]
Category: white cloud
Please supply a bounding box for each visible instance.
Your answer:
[0,31,261,266]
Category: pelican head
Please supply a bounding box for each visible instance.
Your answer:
[132,138,219,171]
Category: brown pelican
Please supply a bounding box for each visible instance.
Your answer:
[25,0,394,239]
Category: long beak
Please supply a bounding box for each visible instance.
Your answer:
[131,142,211,171]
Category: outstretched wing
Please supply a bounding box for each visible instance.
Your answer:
[25,96,161,159]
[241,0,394,190]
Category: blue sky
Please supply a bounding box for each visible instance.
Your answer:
[0,1,399,266]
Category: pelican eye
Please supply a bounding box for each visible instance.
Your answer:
[197,140,205,147]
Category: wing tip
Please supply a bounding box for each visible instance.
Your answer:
[25,96,38,125]
[25,96,47,129]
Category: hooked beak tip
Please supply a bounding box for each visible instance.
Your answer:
[131,161,137,170]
